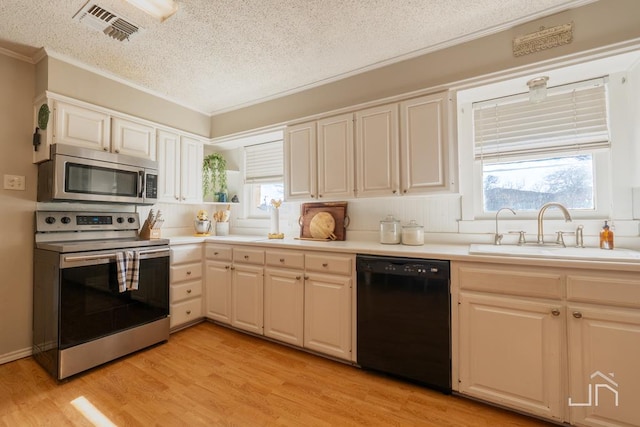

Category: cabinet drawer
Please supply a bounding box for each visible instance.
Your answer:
[171,262,202,283]
[233,247,265,265]
[567,272,640,309]
[205,244,232,261]
[265,250,304,269]
[171,280,203,303]
[305,253,353,275]
[171,244,202,264]
[170,298,203,329]
[456,263,562,299]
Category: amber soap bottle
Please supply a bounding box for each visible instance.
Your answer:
[599,220,614,250]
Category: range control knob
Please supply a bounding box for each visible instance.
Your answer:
[117,217,125,224]
[45,216,56,224]
[61,216,71,224]
[127,217,136,224]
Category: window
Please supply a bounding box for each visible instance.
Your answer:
[244,140,284,217]
[473,77,610,214]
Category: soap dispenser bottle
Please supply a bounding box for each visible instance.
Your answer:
[599,220,614,250]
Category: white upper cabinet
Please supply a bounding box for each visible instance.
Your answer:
[157,130,203,203]
[285,121,317,200]
[285,114,354,201]
[355,103,400,197]
[317,114,354,199]
[53,101,110,152]
[111,117,156,160]
[399,92,451,194]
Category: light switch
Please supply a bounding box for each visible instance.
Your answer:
[3,175,26,191]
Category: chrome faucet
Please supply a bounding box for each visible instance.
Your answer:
[495,207,516,245]
[536,202,572,244]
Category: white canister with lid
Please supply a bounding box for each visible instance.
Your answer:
[379,215,401,244]
[402,220,424,246]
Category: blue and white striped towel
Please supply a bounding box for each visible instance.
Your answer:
[116,251,140,292]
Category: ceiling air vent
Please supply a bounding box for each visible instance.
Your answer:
[73,2,142,42]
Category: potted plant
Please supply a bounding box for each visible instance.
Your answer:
[202,153,227,201]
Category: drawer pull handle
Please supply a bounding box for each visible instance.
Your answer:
[280,258,285,263]
[214,251,219,255]
[304,275,309,280]
[225,265,230,270]
[295,275,301,280]
[186,310,192,315]
[322,263,328,267]
[551,309,560,316]
[187,289,192,294]
[231,266,236,270]
[573,311,583,319]
[186,271,191,275]
[244,255,249,259]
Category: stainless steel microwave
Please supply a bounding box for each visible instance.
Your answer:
[37,144,158,205]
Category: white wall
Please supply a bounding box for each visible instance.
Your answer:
[0,53,37,363]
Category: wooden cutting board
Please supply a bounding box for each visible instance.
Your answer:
[299,202,348,241]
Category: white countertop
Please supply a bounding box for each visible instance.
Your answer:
[168,234,640,272]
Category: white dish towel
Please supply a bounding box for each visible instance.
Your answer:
[116,250,140,292]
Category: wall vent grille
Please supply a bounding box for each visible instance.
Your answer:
[73,2,142,41]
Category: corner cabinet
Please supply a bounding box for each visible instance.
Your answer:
[157,130,203,203]
[284,113,354,200]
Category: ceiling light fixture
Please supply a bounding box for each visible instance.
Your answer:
[527,76,549,103]
[125,0,177,21]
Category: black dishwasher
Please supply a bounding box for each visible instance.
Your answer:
[356,255,451,393]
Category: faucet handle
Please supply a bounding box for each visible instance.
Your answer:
[509,231,527,245]
[556,231,574,248]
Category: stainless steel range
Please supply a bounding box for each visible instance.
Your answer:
[33,210,170,380]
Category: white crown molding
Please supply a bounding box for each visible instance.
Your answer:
[0,46,35,63]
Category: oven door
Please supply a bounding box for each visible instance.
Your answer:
[58,247,169,349]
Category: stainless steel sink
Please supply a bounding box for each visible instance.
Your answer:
[469,244,640,262]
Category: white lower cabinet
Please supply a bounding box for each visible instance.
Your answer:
[566,273,640,427]
[304,272,352,360]
[458,292,563,420]
[264,268,304,346]
[454,262,640,426]
[204,245,264,335]
[205,244,353,361]
[169,244,204,331]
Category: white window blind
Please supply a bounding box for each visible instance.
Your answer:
[473,77,609,160]
[244,140,283,183]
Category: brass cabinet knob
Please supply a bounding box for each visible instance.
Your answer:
[572,311,583,319]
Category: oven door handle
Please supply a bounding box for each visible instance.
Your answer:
[62,248,169,264]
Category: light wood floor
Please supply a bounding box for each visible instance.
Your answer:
[0,322,554,426]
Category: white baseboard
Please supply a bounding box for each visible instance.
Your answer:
[0,347,32,365]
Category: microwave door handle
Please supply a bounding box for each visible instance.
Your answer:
[139,171,145,198]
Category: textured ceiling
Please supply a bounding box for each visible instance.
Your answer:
[0,0,591,115]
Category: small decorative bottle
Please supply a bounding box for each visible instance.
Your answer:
[599,220,614,250]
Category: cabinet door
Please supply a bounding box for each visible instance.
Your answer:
[304,273,352,360]
[285,121,317,200]
[317,114,354,199]
[111,117,156,160]
[264,268,304,346]
[157,130,181,202]
[567,305,640,427]
[355,104,400,197]
[180,136,203,203]
[399,92,450,194]
[53,101,110,151]
[204,260,232,324]
[231,264,264,334]
[458,292,563,421]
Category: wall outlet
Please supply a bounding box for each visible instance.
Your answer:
[3,175,26,191]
